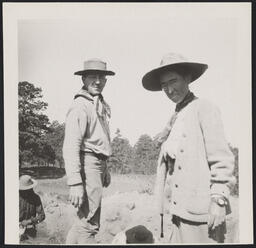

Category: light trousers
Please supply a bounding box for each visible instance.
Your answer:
[66,153,107,244]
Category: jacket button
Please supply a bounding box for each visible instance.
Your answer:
[173,201,177,205]
[180,149,184,153]
[175,184,178,188]
[178,166,182,170]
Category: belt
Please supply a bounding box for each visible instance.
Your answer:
[80,151,109,161]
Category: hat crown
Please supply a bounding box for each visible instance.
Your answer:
[20,175,34,187]
[160,53,188,66]
[83,58,107,71]
[128,225,153,243]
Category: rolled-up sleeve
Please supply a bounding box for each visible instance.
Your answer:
[31,196,45,224]
[198,100,235,200]
[63,103,88,186]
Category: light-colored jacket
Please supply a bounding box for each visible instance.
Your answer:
[63,89,112,186]
[155,98,235,222]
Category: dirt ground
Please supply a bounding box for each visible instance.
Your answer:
[21,174,239,244]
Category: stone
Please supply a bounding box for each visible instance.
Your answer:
[126,202,135,210]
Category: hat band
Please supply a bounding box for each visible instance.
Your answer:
[83,61,107,71]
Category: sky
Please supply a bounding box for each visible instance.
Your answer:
[17,3,251,147]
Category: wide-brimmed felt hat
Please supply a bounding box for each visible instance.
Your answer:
[125,225,154,243]
[74,58,115,76]
[142,53,208,91]
[19,175,37,190]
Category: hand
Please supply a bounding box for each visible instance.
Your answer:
[69,184,85,208]
[103,169,111,187]
[159,142,176,162]
[159,145,168,162]
[208,199,226,230]
[21,219,31,227]
[154,128,170,148]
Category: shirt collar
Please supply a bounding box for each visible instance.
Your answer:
[175,91,197,112]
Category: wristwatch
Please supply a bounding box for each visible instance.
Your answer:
[212,196,227,207]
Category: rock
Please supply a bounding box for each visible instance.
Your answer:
[52,202,59,207]
[46,207,55,214]
[105,208,122,222]
[105,215,119,222]
[120,223,127,230]
[164,209,170,214]
[147,217,152,222]
[48,236,57,242]
[126,202,135,210]
[108,223,122,236]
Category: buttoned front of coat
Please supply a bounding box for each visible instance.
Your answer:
[162,98,235,222]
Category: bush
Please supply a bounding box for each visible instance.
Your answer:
[229,145,239,196]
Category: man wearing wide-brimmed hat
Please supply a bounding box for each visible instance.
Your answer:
[19,175,45,241]
[63,58,115,244]
[142,53,235,243]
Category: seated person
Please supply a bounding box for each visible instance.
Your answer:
[112,225,154,244]
[19,175,45,241]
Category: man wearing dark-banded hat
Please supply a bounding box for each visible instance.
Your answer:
[63,59,115,244]
[142,53,235,243]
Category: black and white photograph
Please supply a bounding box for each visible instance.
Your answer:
[3,2,253,245]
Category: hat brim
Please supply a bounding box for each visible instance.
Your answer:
[74,69,115,76]
[19,179,37,190]
[142,62,208,91]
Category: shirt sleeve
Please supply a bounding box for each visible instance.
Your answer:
[198,100,236,201]
[63,103,88,186]
[31,196,45,224]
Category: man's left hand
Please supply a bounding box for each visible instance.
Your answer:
[208,199,226,230]
[103,169,111,187]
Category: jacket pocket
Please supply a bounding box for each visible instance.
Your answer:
[186,193,210,215]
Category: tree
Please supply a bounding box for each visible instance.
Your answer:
[45,121,65,168]
[108,129,133,174]
[132,134,160,174]
[19,81,51,167]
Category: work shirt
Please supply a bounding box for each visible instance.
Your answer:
[63,88,112,186]
[19,190,45,225]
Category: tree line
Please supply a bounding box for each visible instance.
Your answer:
[18,81,238,194]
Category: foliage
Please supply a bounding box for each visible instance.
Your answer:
[229,145,239,196]
[108,129,133,174]
[19,81,53,167]
[132,134,160,174]
[44,121,65,168]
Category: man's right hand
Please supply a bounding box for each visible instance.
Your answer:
[69,184,85,208]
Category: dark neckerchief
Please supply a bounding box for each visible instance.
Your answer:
[175,91,197,112]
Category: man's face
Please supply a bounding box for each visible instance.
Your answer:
[82,73,107,96]
[160,70,190,103]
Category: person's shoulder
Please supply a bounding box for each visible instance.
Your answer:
[32,192,43,205]
[67,94,92,114]
[194,98,219,112]
[73,95,93,107]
